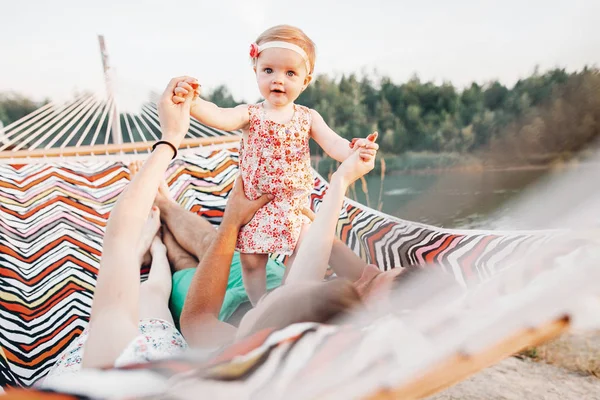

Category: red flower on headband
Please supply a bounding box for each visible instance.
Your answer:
[249,43,259,58]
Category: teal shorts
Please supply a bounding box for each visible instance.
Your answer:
[169,252,285,325]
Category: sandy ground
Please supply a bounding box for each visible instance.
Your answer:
[428,332,600,400]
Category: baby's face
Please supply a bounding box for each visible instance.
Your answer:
[254,47,310,107]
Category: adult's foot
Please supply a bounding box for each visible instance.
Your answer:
[154,178,175,211]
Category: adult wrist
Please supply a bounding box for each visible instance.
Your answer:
[330,172,349,189]
[220,214,243,231]
[152,140,179,159]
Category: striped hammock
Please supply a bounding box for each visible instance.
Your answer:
[0,98,598,397]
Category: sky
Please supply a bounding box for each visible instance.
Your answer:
[1,0,598,111]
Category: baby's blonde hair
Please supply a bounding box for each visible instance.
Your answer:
[255,25,316,74]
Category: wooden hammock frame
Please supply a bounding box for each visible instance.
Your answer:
[0,135,240,160]
[367,316,570,399]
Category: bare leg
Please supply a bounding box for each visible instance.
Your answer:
[240,253,268,306]
[83,205,161,368]
[139,235,175,325]
[162,225,198,272]
[154,179,216,262]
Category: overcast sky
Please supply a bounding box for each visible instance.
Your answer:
[1,0,598,111]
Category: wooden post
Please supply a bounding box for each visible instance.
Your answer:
[366,316,570,400]
[98,35,122,145]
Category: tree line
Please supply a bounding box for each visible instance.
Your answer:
[2,67,598,168]
[205,66,600,167]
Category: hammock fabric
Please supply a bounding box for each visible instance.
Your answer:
[0,146,574,389]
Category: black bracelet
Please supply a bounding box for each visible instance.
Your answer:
[151,140,178,160]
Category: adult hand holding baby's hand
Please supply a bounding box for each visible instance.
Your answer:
[173,78,200,104]
[334,132,378,186]
[158,76,197,147]
[349,132,379,162]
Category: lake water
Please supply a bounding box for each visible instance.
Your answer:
[348,168,557,229]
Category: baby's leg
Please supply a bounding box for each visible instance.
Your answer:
[240,253,268,306]
[283,223,311,283]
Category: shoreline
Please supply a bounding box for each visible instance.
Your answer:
[312,153,599,176]
[389,160,600,175]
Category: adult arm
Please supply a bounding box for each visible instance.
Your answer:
[83,77,195,368]
[179,178,273,348]
[301,207,367,282]
[285,133,378,283]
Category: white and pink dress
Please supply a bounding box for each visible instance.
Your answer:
[236,103,313,255]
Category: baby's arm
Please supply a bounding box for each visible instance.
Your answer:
[310,109,352,162]
[191,99,249,131]
[310,110,379,162]
[173,80,249,131]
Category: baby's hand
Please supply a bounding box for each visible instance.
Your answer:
[173,78,200,104]
[349,132,379,162]
[335,132,378,186]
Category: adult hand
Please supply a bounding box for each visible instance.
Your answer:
[173,78,201,104]
[349,132,379,162]
[223,176,274,228]
[157,76,197,147]
[333,132,378,186]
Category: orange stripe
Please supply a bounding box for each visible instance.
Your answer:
[425,235,459,263]
[20,316,82,352]
[5,328,82,367]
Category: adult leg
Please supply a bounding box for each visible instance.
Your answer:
[139,234,175,325]
[83,205,161,368]
[162,225,198,272]
[240,253,268,306]
[153,177,217,262]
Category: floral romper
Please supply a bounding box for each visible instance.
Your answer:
[236,103,313,255]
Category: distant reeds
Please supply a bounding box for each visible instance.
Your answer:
[377,158,386,211]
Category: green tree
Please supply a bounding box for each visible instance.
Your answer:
[0,92,46,125]
[483,81,509,110]
[206,85,240,108]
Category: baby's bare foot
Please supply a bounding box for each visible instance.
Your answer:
[139,206,161,265]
